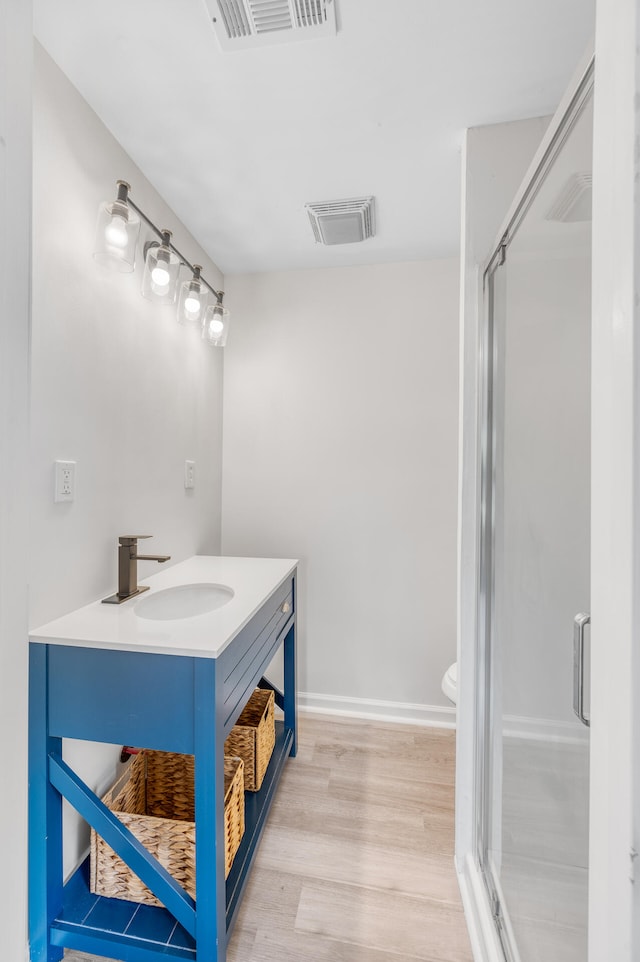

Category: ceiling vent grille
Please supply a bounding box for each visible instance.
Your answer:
[216,0,252,38]
[305,196,376,246]
[204,0,336,49]
[546,172,592,223]
[249,0,292,35]
[294,0,326,27]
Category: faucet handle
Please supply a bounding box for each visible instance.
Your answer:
[118,535,152,546]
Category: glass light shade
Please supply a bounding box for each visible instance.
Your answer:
[93,199,140,272]
[202,303,230,347]
[177,276,208,324]
[141,242,181,304]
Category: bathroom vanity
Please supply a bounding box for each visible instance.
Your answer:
[28,555,297,962]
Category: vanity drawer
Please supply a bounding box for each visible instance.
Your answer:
[220,574,294,733]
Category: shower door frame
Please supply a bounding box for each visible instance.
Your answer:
[457,24,640,956]
[477,63,594,962]
[454,50,606,962]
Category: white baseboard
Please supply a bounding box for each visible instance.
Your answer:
[503,713,589,745]
[298,691,456,729]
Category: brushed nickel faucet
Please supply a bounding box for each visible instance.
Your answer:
[102,535,171,605]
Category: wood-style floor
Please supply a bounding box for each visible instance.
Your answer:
[65,714,473,962]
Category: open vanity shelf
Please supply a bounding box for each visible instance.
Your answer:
[28,556,297,962]
[53,723,294,959]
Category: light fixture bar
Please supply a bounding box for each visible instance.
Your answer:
[124,189,225,305]
[94,180,231,346]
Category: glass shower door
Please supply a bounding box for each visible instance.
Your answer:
[481,83,593,962]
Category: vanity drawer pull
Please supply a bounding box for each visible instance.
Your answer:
[281,601,291,614]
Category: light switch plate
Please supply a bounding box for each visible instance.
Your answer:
[184,460,195,489]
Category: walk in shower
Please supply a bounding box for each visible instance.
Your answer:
[477,64,593,962]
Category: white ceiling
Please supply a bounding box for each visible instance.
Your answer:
[33,0,595,275]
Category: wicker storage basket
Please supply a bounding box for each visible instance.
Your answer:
[224,687,275,791]
[90,751,244,905]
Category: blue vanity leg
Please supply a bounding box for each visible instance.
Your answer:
[194,659,226,962]
[283,619,297,758]
[28,644,64,962]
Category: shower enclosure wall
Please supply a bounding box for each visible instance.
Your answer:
[455,55,596,962]
[480,71,592,962]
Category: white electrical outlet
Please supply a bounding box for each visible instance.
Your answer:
[54,460,76,502]
[184,460,196,489]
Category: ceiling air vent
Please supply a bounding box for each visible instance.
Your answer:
[204,0,337,50]
[546,172,592,223]
[305,196,376,245]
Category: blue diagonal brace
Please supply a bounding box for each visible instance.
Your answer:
[48,753,196,937]
[257,676,284,711]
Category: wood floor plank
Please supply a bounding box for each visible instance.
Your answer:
[328,771,456,853]
[294,878,473,962]
[274,758,332,796]
[308,725,457,788]
[254,824,461,903]
[271,784,429,847]
[230,866,304,926]
[248,924,453,962]
[226,923,258,962]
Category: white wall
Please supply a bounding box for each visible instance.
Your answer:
[31,45,225,875]
[0,4,32,960]
[221,259,459,719]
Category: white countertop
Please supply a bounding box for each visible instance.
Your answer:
[29,556,297,658]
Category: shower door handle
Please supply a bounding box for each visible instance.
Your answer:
[573,612,590,727]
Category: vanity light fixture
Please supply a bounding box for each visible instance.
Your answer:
[142,229,181,304]
[93,180,230,345]
[93,180,140,272]
[142,230,180,304]
[202,301,230,347]
[177,265,207,324]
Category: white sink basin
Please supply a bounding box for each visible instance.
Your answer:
[134,582,234,621]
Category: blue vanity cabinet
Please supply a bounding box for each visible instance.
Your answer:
[28,565,297,962]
